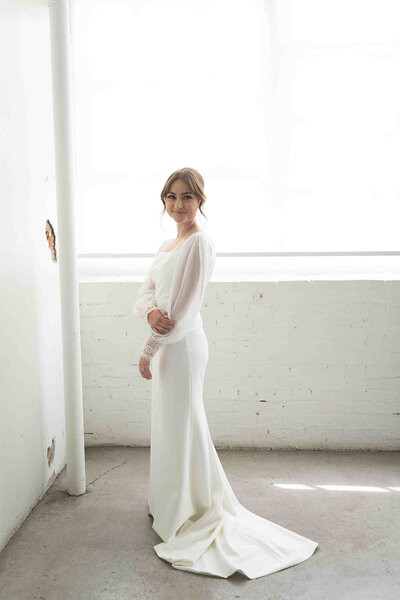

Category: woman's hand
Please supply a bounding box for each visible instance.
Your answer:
[147,308,176,334]
[139,356,152,380]
[139,310,176,379]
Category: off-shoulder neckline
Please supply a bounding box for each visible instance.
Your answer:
[159,230,206,253]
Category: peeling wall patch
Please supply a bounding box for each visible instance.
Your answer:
[47,435,56,467]
[45,219,57,262]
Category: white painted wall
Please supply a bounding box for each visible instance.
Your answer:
[0,2,66,551]
[79,278,400,451]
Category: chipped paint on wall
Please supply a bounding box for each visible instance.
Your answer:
[45,219,57,262]
[47,435,55,467]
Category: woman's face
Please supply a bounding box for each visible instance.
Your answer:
[165,179,199,225]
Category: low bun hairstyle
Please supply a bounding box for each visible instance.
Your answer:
[160,167,207,220]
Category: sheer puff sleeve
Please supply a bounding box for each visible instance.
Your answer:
[140,233,215,362]
[131,239,169,321]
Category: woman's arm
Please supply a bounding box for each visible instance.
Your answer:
[140,234,215,361]
[131,239,169,320]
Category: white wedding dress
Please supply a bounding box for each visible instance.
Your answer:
[132,230,318,579]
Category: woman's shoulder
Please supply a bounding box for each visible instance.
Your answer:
[157,230,214,257]
[193,229,213,244]
[191,230,215,254]
[172,229,214,252]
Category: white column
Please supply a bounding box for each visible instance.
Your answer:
[48,0,86,496]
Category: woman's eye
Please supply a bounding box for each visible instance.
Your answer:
[167,195,192,200]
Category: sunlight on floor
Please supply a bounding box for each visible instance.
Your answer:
[274,484,398,492]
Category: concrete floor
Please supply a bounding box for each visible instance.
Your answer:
[0,447,399,600]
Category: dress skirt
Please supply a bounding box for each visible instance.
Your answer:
[147,327,319,579]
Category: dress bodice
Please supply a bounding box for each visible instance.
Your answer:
[150,251,180,312]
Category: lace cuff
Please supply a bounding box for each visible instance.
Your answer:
[144,303,158,321]
[140,332,162,362]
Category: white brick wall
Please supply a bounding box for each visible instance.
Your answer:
[79,281,400,450]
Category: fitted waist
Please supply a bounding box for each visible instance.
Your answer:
[168,312,203,336]
[156,299,203,329]
[185,312,203,333]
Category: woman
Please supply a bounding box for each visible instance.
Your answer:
[132,167,318,579]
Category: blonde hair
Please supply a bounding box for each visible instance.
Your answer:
[160,167,207,219]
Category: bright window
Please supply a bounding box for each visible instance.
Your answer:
[71,0,400,254]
